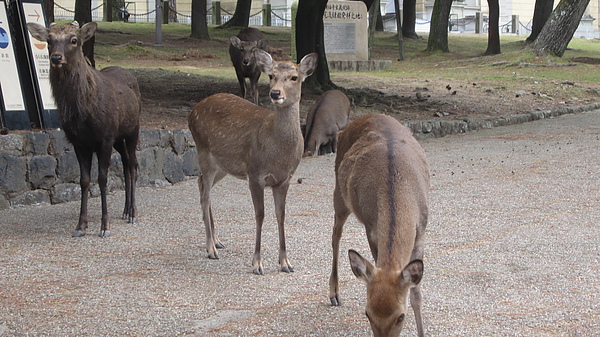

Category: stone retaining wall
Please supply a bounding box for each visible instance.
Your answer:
[1,104,598,210]
[0,129,199,210]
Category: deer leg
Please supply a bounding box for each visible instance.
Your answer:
[249,179,266,275]
[411,284,425,337]
[329,187,351,306]
[73,148,93,237]
[198,173,218,259]
[236,71,247,100]
[272,182,293,273]
[210,170,227,249]
[250,73,260,105]
[113,139,132,222]
[124,134,139,223]
[97,146,112,237]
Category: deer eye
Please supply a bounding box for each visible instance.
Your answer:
[268,74,274,80]
[290,76,298,81]
[396,313,405,325]
[70,37,77,45]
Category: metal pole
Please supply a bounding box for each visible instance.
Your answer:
[155,0,162,45]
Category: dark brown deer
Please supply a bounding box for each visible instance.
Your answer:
[229,27,268,105]
[329,113,429,337]
[302,89,350,157]
[188,51,318,275]
[27,21,141,238]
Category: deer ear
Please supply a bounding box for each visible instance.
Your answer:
[230,36,242,49]
[298,52,318,79]
[257,39,268,50]
[348,249,376,284]
[255,49,273,74]
[399,259,424,287]
[78,22,98,43]
[26,22,49,42]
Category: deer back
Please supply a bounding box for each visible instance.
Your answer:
[336,113,429,336]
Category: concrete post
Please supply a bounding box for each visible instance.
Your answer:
[512,15,519,34]
[262,3,271,27]
[212,1,221,25]
[475,11,483,34]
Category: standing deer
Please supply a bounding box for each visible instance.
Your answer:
[188,51,318,275]
[329,113,429,337]
[27,22,141,238]
[229,27,269,105]
[302,89,350,157]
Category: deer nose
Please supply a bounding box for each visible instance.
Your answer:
[243,58,250,65]
[51,54,62,65]
[270,90,281,100]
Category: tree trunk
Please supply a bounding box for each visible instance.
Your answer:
[402,0,419,39]
[526,0,555,43]
[532,0,590,57]
[220,0,251,28]
[425,0,453,52]
[296,0,333,92]
[44,0,54,23]
[169,0,178,23]
[74,0,95,68]
[368,0,380,59]
[484,0,501,55]
[190,0,210,40]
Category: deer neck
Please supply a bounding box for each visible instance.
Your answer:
[50,62,98,119]
[272,101,302,141]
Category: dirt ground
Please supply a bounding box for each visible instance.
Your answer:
[131,61,600,130]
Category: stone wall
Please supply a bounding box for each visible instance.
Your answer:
[1,104,597,210]
[0,129,199,210]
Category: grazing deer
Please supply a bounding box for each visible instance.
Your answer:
[27,21,141,238]
[329,113,429,337]
[229,27,269,105]
[302,89,350,157]
[188,51,318,275]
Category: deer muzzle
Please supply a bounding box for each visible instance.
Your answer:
[270,90,284,104]
[50,54,64,67]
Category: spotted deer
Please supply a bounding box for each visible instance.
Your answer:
[188,51,318,275]
[329,113,429,337]
[27,21,141,238]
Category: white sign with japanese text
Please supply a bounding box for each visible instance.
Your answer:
[23,1,56,110]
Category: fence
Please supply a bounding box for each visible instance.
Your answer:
[53,1,292,27]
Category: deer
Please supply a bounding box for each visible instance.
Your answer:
[229,27,269,105]
[302,89,350,157]
[27,21,141,238]
[188,51,318,275]
[328,113,429,337]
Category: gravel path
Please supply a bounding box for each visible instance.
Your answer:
[1,111,599,336]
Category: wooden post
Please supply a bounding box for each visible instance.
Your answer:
[212,1,221,25]
[262,3,271,27]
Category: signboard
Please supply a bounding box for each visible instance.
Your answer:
[323,1,368,61]
[9,0,59,129]
[0,0,29,129]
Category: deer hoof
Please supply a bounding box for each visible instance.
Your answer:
[215,242,225,249]
[72,230,85,237]
[281,265,294,273]
[252,267,264,275]
[99,230,111,238]
[330,295,342,307]
[207,252,219,260]
[129,217,136,224]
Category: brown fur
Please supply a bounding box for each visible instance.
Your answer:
[27,21,141,238]
[302,90,350,157]
[329,113,429,337]
[188,52,318,275]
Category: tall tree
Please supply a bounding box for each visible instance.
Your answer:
[44,0,54,23]
[402,0,419,39]
[296,0,333,92]
[368,0,380,59]
[74,0,95,67]
[190,0,210,39]
[484,0,501,55]
[220,0,251,28]
[425,0,453,52]
[532,0,590,56]
[526,0,555,43]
